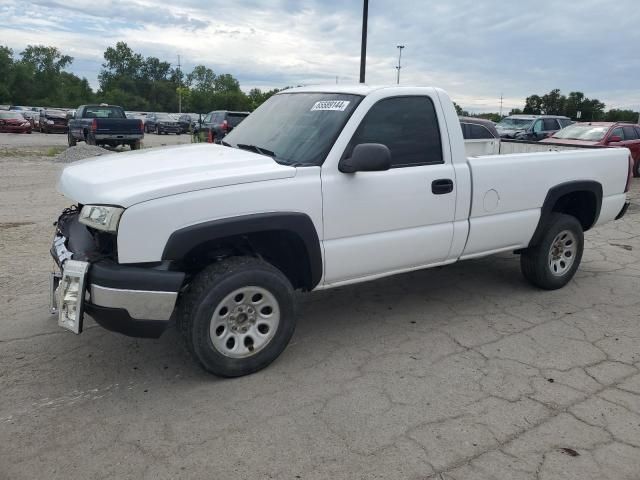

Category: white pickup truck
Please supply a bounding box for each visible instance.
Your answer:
[50,85,633,377]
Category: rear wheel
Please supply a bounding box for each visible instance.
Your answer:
[634,159,640,178]
[177,257,297,377]
[85,133,96,146]
[155,126,160,135]
[68,131,77,147]
[130,140,141,150]
[520,213,584,290]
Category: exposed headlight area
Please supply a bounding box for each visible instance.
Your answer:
[79,205,124,232]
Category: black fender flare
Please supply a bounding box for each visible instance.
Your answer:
[162,212,323,289]
[529,180,602,247]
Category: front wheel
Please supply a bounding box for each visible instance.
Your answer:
[177,257,297,377]
[68,132,77,147]
[520,213,584,290]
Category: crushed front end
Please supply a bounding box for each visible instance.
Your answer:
[50,205,184,338]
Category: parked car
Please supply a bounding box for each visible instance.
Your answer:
[496,115,572,141]
[38,109,69,134]
[460,117,500,156]
[0,111,32,133]
[67,104,144,149]
[542,122,640,176]
[49,85,632,377]
[9,105,39,128]
[145,113,181,134]
[197,110,249,141]
[178,113,199,133]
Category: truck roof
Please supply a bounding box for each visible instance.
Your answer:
[508,114,571,120]
[282,84,432,96]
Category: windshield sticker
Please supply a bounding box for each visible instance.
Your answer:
[310,100,350,112]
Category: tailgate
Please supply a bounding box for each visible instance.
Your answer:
[95,119,141,135]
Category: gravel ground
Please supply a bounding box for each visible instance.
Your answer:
[0,130,191,149]
[1,142,640,480]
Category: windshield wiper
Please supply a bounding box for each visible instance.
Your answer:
[220,140,233,147]
[236,143,276,158]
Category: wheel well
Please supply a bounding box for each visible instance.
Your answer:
[551,190,598,231]
[179,230,315,291]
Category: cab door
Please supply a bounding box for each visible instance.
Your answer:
[320,94,457,285]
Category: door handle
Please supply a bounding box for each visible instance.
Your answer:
[432,179,454,195]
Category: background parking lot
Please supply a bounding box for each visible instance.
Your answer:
[1,134,639,479]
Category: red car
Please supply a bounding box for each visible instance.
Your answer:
[0,111,33,134]
[542,122,640,176]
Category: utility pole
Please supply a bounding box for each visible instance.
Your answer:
[499,93,503,118]
[177,54,182,113]
[395,45,405,84]
[359,0,368,83]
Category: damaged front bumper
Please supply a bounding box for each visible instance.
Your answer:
[50,209,184,338]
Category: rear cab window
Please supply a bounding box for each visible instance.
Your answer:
[83,106,125,119]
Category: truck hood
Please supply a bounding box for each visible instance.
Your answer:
[58,144,296,207]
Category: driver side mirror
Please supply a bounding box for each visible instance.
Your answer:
[339,143,391,174]
[608,135,622,143]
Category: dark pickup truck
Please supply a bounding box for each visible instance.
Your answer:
[68,104,144,150]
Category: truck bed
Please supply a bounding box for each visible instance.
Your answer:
[461,147,630,259]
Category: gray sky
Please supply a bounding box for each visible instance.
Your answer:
[2,0,639,112]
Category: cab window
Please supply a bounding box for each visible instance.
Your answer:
[346,96,443,168]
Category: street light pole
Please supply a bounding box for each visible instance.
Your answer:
[395,45,405,84]
[359,0,368,83]
[177,54,182,113]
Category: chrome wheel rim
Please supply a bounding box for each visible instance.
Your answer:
[548,230,577,276]
[209,286,280,358]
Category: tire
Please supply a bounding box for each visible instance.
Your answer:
[634,159,640,178]
[68,132,77,147]
[177,256,297,377]
[86,133,96,146]
[155,126,160,135]
[520,213,584,290]
[130,140,141,150]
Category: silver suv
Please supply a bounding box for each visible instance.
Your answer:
[496,115,572,141]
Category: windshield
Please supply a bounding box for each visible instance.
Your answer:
[497,117,534,129]
[224,93,362,166]
[0,112,25,120]
[552,124,609,141]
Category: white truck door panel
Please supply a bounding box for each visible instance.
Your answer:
[322,163,456,283]
[321,93,457,285]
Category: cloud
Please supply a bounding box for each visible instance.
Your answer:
[2,0,639,111]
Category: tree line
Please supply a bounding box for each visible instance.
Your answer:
[455,89,638,123]
[0,42,281,113]
[2,44,638,122]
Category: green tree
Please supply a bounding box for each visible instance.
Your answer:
[605,109,639,122]
[523,95,543,114]
[540,89,565,115]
